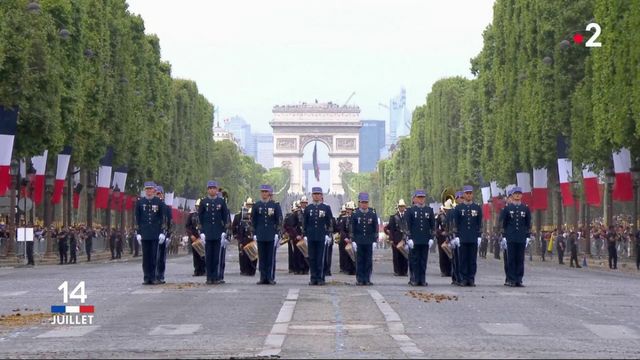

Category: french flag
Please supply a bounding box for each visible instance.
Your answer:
[612,148,633,202]
[31,150,48,205]
[165,191,174,219]
[557,158,574,207]
[490,181,506,213]
[95,148,113,209]
[111,167,127,210]
[582,168,601,206]
[0,106,19,196]
[52,146,72,204]
[172,197,184,224]
[516,172,532,206]
[481,186,491,220]
[532,168,548,210]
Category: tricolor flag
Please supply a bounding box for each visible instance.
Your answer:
[312,142,320,182]
[111,167,127,210]
[0,106,18,196]
[51,305,94,314]
[612,148,633,202]
[490,181,506,213]
[481,186,491,220]
[95,148,113,209]
[186,199,196,212]
[516,172,532,206]
[582,168,601,206]
[31,150,48,205]
[73,183,83,209]
[165,192,174,220]
[125,194,137,211]
[52,146,72,204]
[532,168,548,210]
[557,158,574,207]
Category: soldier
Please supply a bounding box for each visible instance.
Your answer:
[449,191,463,285]
[154,185,172,284]
[435,200,454,277]
[69,227,77,264]
[498,188,514,284]
[406,190,435,286]
[350,192,378,286]
[186,199,205,276]
[85,226,94,262]
[135,181,165,285]
[284,201,308,275]
[303,187,333,286]
[452,185,483,287]
[252,184,282,285]
[57,227,68,265]
[338,202,356,275]
[198,181,230,285]
[233,198,257,276]
[384,199,409,277]
[322,193,335,278]
[109,227,117,260]
[568,231,581,268]
[500,186,531,287]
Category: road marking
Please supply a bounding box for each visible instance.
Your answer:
[131,289,164,294]
[36,325,99,338]
[479,323,532,336]
[289,324,379,331]
[0,291,28,297]
[257,288,299,357]
[368,289,424,357]
[584,324,639,339]
[207,289,239,294]
[149,324,201,336]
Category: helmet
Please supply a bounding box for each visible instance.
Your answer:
[195,198,201,207]
[345,201,355,210]
[397,199,407,207]
[300,196,308,203]
[246,197,254,205]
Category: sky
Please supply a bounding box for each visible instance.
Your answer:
[126,0,495,133]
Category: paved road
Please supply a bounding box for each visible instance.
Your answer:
[0,245,639,358]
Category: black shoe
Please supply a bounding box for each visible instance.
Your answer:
[515,282,525,287]
[158,280,166,284]
[356,282,365,286]
[576,265,582,268]
[152,280,161,285]
[142,281,153,285]
[317,281,325,286]
[206,280,214,285]
[214,280,225,284]
[308,281,317,286]
[409,281,419,286]
[420,282,428,287]
[256,280,267,285]
[504,281,514,287]
[366,282,373,286]
[268,280,277,285]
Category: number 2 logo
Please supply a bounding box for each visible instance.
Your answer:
[585,23,602,48]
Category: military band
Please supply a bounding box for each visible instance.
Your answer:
[384,199,409,277]
[303,187,333,286]
[252,184,283,285]
[135,181,166,285]
[198,180,230,285]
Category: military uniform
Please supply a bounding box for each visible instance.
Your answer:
[351,197,378,285]
[435,210,452,276]
[303,189,333,285]
[406,195,435,286]
[155,186,173,283]
[385,208,409,276]
[500,193,531,286]
[284,208,308,274]
[186,210,205,276]
[198,191,230,284]
[135,187,165,284]
[337,209,356,275]
[251,189,282,284]
[452,187,483,286]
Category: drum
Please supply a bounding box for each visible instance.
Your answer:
[296,239,309,258]
[441,240,453,259]
[345,242,356,263]
[243,240,259,261]
[191,237,205,257]
[396,239,409,259]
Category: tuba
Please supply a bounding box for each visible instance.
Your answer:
[441,187,456,208]
[440,187,456,259]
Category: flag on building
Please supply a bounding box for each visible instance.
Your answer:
[31,150,48,205]
[532,168,548,210]
[313,142,320,182]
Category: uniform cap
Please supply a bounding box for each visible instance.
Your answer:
[345,201,355,210]
[462,185,474,193]
[246,197,254,205]
[144,181,156,189]
[312,187,323,194]
[455,191,463,199]
[259,184,270,192]
[358,192,369,202]
[155,185,164,194]
[300,196,308,203]
[207,180,219,188]
[414,189,426,197]
[512,186,523,194]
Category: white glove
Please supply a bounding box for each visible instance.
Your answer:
[165,237,171,248]
[428,239,434,249]
[477,237,481,247]
[200,233,206,244]
[352,242,358,252]
[136,234,142,245]
[526,237,531,248]
[221,233,229,248]
[222,233,227,242]
[303,236,308,245]
[325,235,331,246]
[253,235,257,241]
[159,233,166,244]
[274,234,279,242]
[407,239,415,249]
[500,238,507,251]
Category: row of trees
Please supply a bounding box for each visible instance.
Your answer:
[0,0,284,214]
[354,0,640,217]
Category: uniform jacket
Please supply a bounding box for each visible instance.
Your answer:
[452,202,483,243]
[385,211,408,244]
[406,205,435,244]
[499,202,531,243]
[135,196,165,240]
[303,202,333,242]
[198,196,230,240]
[251,200,282,242]
[351,208,378,245]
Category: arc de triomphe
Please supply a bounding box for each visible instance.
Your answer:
[271,102,361,195]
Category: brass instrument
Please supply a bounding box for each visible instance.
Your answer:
[333,232,340,244]
[345,242,356,262]
[279,233,290,246]
[296,239,309,258]
[190,235,205,257]
[396,239,409,259]
[441,187,456,209]
[243,240,259,261]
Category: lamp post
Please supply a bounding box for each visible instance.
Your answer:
[569,180,579,231]
[5,160,19,257]
[113,186,120,231]
[105,187,113,230]
[604,169,615,228]
[630,166,640,258]
[86,171,95,228]
[44,170,55,256]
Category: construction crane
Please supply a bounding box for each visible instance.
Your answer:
[343,91,356,106]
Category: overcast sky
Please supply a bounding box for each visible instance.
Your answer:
[126,0,495,133]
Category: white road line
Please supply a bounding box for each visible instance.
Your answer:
[257,288,299,357]
[584,324,639,340]
[0,291,28,297]
[149,324,201,336]
[368,289,424,357]
[36,325,99,338]
[131,289,164,294]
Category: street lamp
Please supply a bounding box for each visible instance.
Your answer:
[113,185,120,231]
[604,169,616,227]
[44,170,55,256]
[86,172,95,228]
[6,160,19,257]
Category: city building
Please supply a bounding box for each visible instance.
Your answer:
[388,87,412,145]
[212,121,239,146]
[359,120,386,172]
[255,133,274,169]
[223,116,256,157]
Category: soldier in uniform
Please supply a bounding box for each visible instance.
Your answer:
[500,187,531,287]
[186,199,205,276]
[154,186,172,284]
[252,184,282,285]
[198,180,230,285]
[322,193,335,278]
[384,199,409,277]
[68,227,78,264]
[406,190,435,286]
[452,185,483,287]
[233,198,257,276]
[135,181,165,285]
[350,192,378,286]
[498,188,513,284]
[338,202,356,275]
[436,200,454,277]
[303,187,333,286]
[449,191,463,285]
[57,227,68,264]
[284,201,308,275]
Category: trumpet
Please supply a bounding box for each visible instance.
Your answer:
[279,233,290,246]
